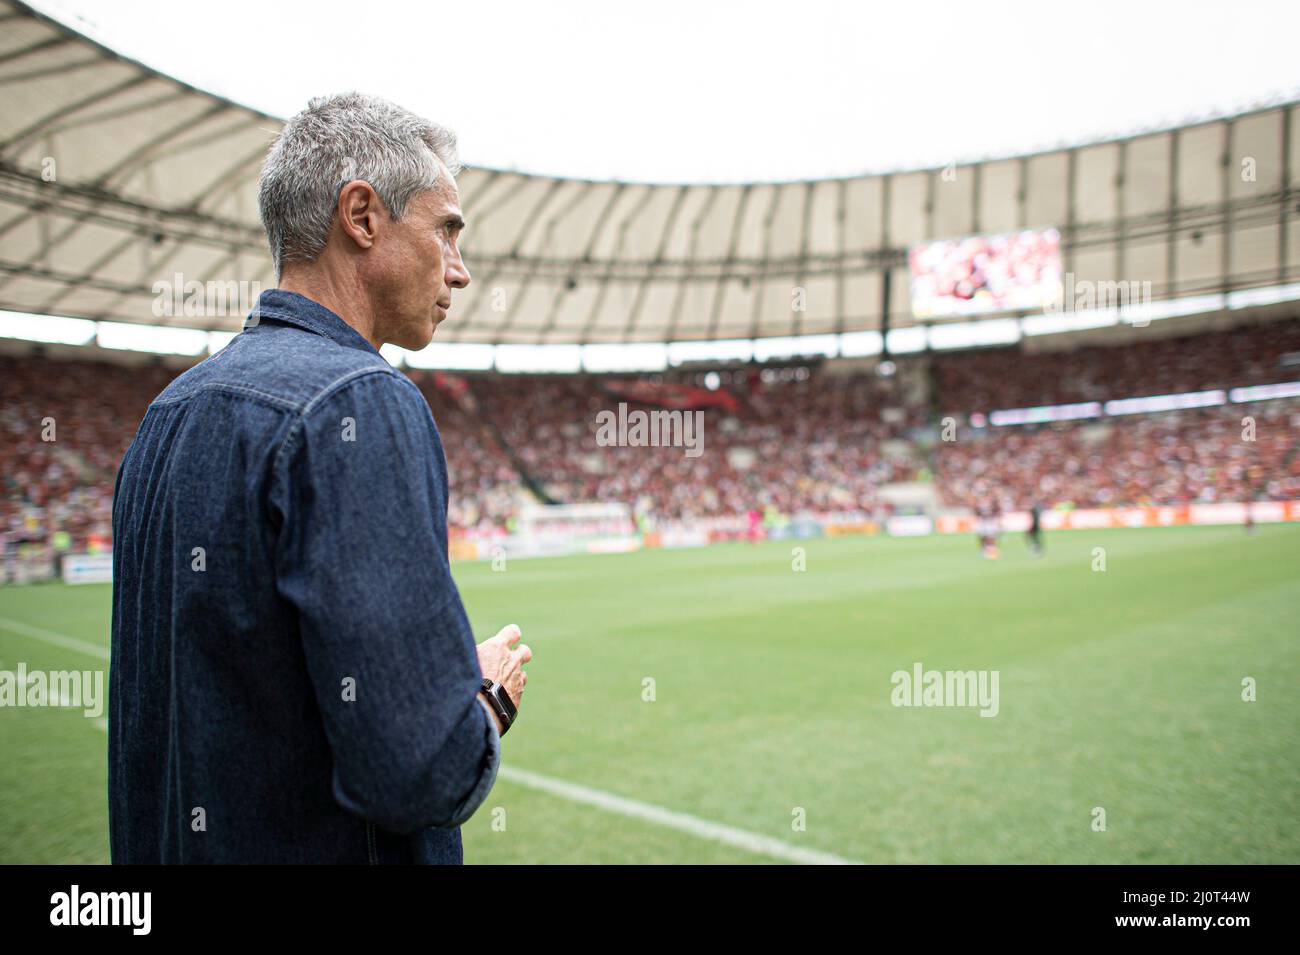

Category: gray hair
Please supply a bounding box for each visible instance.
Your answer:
[257,92,461,277]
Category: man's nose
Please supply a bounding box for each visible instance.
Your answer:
[446,249,470,290]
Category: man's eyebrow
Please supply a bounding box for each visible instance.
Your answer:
[446,214,466,231]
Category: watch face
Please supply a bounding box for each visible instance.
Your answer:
[493,683,517,719]
[496,686,517,717]
[481,679,514,726]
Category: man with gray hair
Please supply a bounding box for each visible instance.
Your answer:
[109,92,531,864]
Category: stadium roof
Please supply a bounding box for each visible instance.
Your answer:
[1,0,1298,346]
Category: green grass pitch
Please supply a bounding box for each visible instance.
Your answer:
[1,524,1297,864]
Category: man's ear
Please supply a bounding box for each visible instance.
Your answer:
[336,180,382,251]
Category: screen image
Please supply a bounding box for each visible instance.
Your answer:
[910,227,1063,318]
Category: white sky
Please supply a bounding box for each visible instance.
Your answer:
[30,0,1300,183]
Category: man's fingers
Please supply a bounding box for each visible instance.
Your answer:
[481,627,530,707]
[493,624,522,647]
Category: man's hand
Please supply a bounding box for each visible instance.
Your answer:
[476,624,531,732]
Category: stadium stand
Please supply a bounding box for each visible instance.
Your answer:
[4,316,1297,565]
[934,400,1300,511]
[934,320,1300,412]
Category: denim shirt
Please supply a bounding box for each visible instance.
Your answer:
[109,289,499,864]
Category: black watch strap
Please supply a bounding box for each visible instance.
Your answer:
[480,678,516,736]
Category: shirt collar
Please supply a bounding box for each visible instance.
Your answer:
[245,289,381,356]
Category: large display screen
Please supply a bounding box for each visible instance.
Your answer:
[909,227,1062,318]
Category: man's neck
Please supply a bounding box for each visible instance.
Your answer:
[278,266,382,351]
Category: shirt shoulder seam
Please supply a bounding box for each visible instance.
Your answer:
[151,381,300,412]
[272,364,408,475]
[299,364,399,417]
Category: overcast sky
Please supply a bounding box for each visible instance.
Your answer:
[31,0,1300,183]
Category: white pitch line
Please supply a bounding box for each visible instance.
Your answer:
[0,616,109,660]
[498,765,860,865]
[1,616,852,864]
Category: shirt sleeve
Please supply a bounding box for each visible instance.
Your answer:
[270,368,499,834]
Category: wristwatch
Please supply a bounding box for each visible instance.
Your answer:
[480,678,517,736]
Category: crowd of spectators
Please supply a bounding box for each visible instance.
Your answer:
[2,316,1298,559]
[455,369,920,527]
[935,399,1300,512]
[1,355,175,561]
[933,319,1300,411]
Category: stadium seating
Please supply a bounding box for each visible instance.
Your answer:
[933,320,1300,412]
[2,317,1298,552]
[934,400,1300,511]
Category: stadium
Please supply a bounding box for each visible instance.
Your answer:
[1,0,1298,876]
